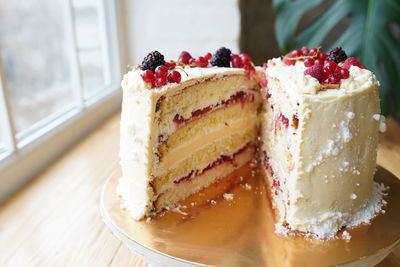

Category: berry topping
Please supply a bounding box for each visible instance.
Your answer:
[309,48,319,58]
[303,58,314,67]
[304,65,323,82]
[205,52,212,60]
[155,65,168,79]
[141,51,166,72]
[155,77,166,87]
[195,56,208,68]
[326,47,347,63]
[339,68,349,79]
[178,51,192,64]
[327,74,340,84]
[141,70,155,83]
[314,59,324,66]
[167,70,181,83]
[301,46,309,56]
[318,52,327,61]
[324,61,337,73]
[342,57,366,70]
[240,53,251,65]
[210,47,232,67]
[166,61,176,70]
[231,54,243,68]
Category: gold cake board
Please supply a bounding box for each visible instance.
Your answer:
[100,165,400,267]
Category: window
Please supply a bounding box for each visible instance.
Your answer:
[0,0,124,201]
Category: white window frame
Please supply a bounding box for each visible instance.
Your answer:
[0,0,127,203]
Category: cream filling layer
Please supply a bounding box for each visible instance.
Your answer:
[160,118,257,170]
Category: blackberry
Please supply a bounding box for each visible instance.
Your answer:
[141,51,166,72]
[327,47,347,63]
[210,47,231,67]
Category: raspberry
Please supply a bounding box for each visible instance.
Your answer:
[342,57,366,70]
[210,47,232,67]
[327,47,347,63]
[155,65,168,79]
[141,51,166,72]
[141,70,155,83]
[195,56,208,68]
[304,65,323,83]
[167,70,181,83]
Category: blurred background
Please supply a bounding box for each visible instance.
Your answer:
[0,0,398,201]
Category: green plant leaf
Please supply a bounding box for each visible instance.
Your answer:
[273,0,400,118]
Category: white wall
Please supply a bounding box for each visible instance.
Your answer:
[122,0,240,65]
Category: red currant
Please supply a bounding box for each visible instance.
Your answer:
[328,74,340,84]
[167,70,181,83]
[324,61,337,73]
[188,58,195,65]
[263,63,268,69]
[314,59,324,66]
[240,53,251,65]
[283,57,296,66]
[195,56,208,68]
[231,54,243,68]
[141,70,155,83]
[155,77,166,87]
[166,61,176,70]
[303,58,314,67]
[309,48,319,58]
[318,52,327,61]
[339,68,349,79]
[179,51,191,59]
[301,46,309,56]
[178,56,190,64]
[323,68,331,81]
[155,65,168,79]
[205,52,212,60]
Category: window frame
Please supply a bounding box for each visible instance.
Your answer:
[0,0,127,203]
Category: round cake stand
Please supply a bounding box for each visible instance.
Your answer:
[100,166,400,267]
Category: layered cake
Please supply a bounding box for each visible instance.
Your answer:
[118,46,387,239]
[260,47,387,239]
[118,48,262,219]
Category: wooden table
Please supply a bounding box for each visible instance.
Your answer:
[0,112,399,267]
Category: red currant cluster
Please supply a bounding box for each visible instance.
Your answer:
[141,66,181,88]
[283,46,366,85]
[230,53,255,77]
[178,51,212,68]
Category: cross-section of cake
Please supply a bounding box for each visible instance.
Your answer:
[260,47,387,239]
[118,48,262,219]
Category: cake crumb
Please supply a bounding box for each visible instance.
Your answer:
[239,176,244,181]
[223,193,234,201]
[146,217,152,223]
[245,183,252,190]
[210,200,217,205]
[190,202,196,207]
[342,230,352,240]
[351,193,357,199]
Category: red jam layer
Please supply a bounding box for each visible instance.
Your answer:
[173,91,255,128]
[174,141,253,185]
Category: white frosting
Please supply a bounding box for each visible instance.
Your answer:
[263,56,384,239]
